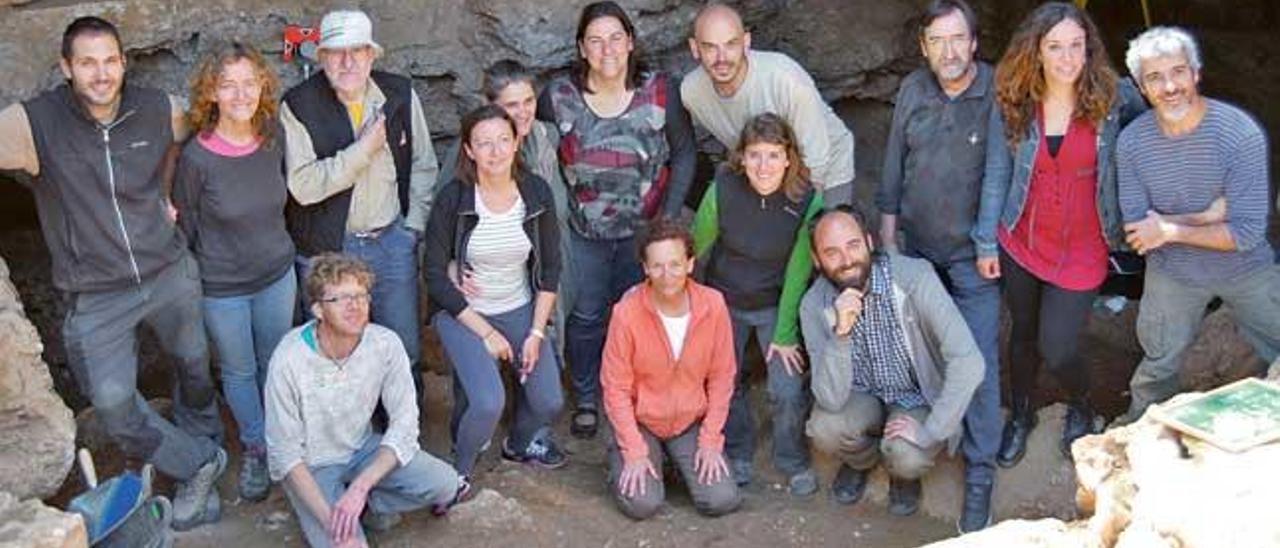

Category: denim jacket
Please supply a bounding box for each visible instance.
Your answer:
[971,80,1147,258]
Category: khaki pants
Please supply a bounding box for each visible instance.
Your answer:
[806,391,939,480]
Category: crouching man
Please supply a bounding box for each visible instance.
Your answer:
[601,219,742,519]
[802,207,982,518]
[265,254,466,547]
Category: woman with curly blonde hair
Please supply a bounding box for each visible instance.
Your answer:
[971,2,1146,464]
[172,41,296,502]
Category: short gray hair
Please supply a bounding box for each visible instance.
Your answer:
[1124,26,1202,78]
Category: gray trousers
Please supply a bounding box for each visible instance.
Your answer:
[434,302,563,475]
[807,391,939,480]
[607,423,742,520]
[1128,264,1280,415]
[62,253,222,480]
[723,306,811,475]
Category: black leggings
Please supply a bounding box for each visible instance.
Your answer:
[1001,251,1098,404]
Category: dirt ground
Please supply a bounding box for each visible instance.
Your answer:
[7,223,1136,548]
[156,371,959,548]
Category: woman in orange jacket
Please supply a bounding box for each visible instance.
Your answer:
[600,219,741,520]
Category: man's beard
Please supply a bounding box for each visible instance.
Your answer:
[827,262,870,292]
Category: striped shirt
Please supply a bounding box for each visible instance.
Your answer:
[467,193,532,315]
[1117,98,1274,287]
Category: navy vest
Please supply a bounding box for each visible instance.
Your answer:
[282,70,414,255]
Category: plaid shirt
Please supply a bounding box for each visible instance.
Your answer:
[850,255,927,408]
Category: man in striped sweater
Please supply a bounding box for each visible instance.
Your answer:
[1116,27,1279,421]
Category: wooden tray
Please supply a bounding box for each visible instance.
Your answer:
[1149,377,1280,453]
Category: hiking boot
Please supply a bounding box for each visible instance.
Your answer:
[788,468,818,498]
[237,448,270,502]
[361,509,402,532]
[172,448,227,531]
[830,464,866,505]
[570,406,598,439]
[502,436,567,469]
[1061,404,1096,460]
[997,397,1036,468]
[958,481,994,533]
[730,459,753,487]
[887,478,921,517]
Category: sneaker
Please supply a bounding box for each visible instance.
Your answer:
[831,464,866,505]
[729,459,753,487]
[361,509,402,532]
[788,469,818,498]
[172,448,227,531]
[432,475,473,517]
[887,478,921,517]
[957,481,994,533]
[502,436,567,469]
[237,449,270,502]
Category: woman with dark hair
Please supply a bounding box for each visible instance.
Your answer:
[972,2,1146,463]
[692,113,822,496]
[440,60,573,349]
[173,41,295,502]
[423,105,565,477]
[538,0,697,438]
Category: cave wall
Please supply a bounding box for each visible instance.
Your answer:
[0,0,1276,407]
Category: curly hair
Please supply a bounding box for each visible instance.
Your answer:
[186,42,280,143]
[305,253,375,305]
[637,217,695,263]
[729,113,812,203]
[994,2,1116,148]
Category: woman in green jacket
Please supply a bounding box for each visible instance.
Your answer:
[693,113,823,497]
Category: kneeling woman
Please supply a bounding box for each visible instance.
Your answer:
[602,220,741,520]
[424,105,565,477]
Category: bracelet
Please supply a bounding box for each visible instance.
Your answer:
[529,328,546,340]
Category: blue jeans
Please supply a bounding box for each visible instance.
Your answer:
[723,306,811,476]
[565,231,644,407]
[434,303,563,475]
[296,219,422,396]
[283,434,460,548]
[202,269,296,452]
[930,258,1001,485]
[61,253,222,480]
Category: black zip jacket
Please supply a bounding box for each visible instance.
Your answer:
[423,170,562,316]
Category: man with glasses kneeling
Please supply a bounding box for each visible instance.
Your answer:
[265,254,467,548]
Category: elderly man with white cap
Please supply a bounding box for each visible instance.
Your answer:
[280,9,439,401]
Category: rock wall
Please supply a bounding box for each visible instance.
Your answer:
[0,256,75,502]
[0,492,87,548]
[0,0,926,144]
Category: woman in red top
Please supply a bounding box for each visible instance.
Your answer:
[977,3,1131,464]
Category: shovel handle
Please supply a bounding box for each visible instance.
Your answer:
[78,448,98,488]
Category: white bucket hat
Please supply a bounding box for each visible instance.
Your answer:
[318,10,383,55]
